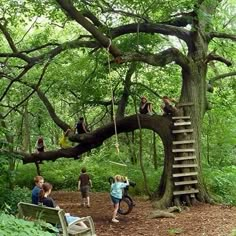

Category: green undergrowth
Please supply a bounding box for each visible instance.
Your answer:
[15,150,163,196]
[203,165,236,205]
[0,212,57,236]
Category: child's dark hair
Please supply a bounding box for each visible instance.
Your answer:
[81,167,87,173]
[39,182,52,202]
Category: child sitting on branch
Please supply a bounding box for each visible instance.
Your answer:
[161,96,178,116]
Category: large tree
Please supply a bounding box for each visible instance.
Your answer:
[0,0,235,207]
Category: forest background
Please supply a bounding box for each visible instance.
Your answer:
[0,0,235,235]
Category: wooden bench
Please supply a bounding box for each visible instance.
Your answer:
[18,202,96,236]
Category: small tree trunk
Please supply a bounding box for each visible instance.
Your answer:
[153,132,158,170]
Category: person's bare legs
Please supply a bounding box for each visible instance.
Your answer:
[86,196,90,207]
[112,203,119,222]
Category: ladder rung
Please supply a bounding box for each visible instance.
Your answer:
[177,102,194,107]
[172,149,195,153]
[173,189,199,195]
[173,140,195,145]
[174,180,198,186]
[174,156,196,161]
[172,116,190,120]
[173,172,198,177]
[174,122,191,126]
[172,129,193,134]
[173,164,198,168]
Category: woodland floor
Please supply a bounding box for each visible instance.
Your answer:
[52,191,236,236]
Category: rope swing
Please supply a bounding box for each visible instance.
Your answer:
[106,39,120,155]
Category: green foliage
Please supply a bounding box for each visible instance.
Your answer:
[230,229,236,236]
[0,186,31,214]
[0,212,56,236]
[15,141,162,195]
[204,166,236,205]
[167,228,184,235]
[0,0,236,211]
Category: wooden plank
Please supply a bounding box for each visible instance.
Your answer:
[173,164,198,168]
[172,148,195,152]
[172,116,190,120]
[174,156,196,161]
[172,129,193,134]
[173,122,191,126]
[174,180,198,186]
[173,189,199,195]
[176,102,194,107]
[173,172,198,177]
[173,140,195,145]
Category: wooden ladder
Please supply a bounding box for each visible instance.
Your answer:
[172,116,199,197]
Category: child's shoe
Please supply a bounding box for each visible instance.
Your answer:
[112,218,119,223]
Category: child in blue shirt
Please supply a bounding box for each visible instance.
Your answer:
[110,175,129,223]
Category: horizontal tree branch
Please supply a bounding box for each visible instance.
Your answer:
[111,23,191,46]
[209,32,236,41]
[120,48,189,70]
[21,114,172,164]
[209,71,236,84]
[205,53,232,66]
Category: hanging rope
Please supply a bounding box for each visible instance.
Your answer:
[106,39,120,154]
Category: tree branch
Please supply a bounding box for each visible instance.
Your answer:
[56,0,121,57]
[21,114,172,164]
[82,10,103,27]
[131,82,162,99]
[209,32,236,41]
[0,22,18,53]
[209,71,236,84]
[161,12,194,27]
[0,64,33,102]
[35,88,71,131]
[2,62,50,119]
[111,23,191,47]
[205,53,232,66]
[120,48,189,70]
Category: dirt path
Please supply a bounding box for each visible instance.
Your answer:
[52,191,236,236]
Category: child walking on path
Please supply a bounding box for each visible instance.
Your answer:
[78,167,92,208]
[110,175,129,223]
